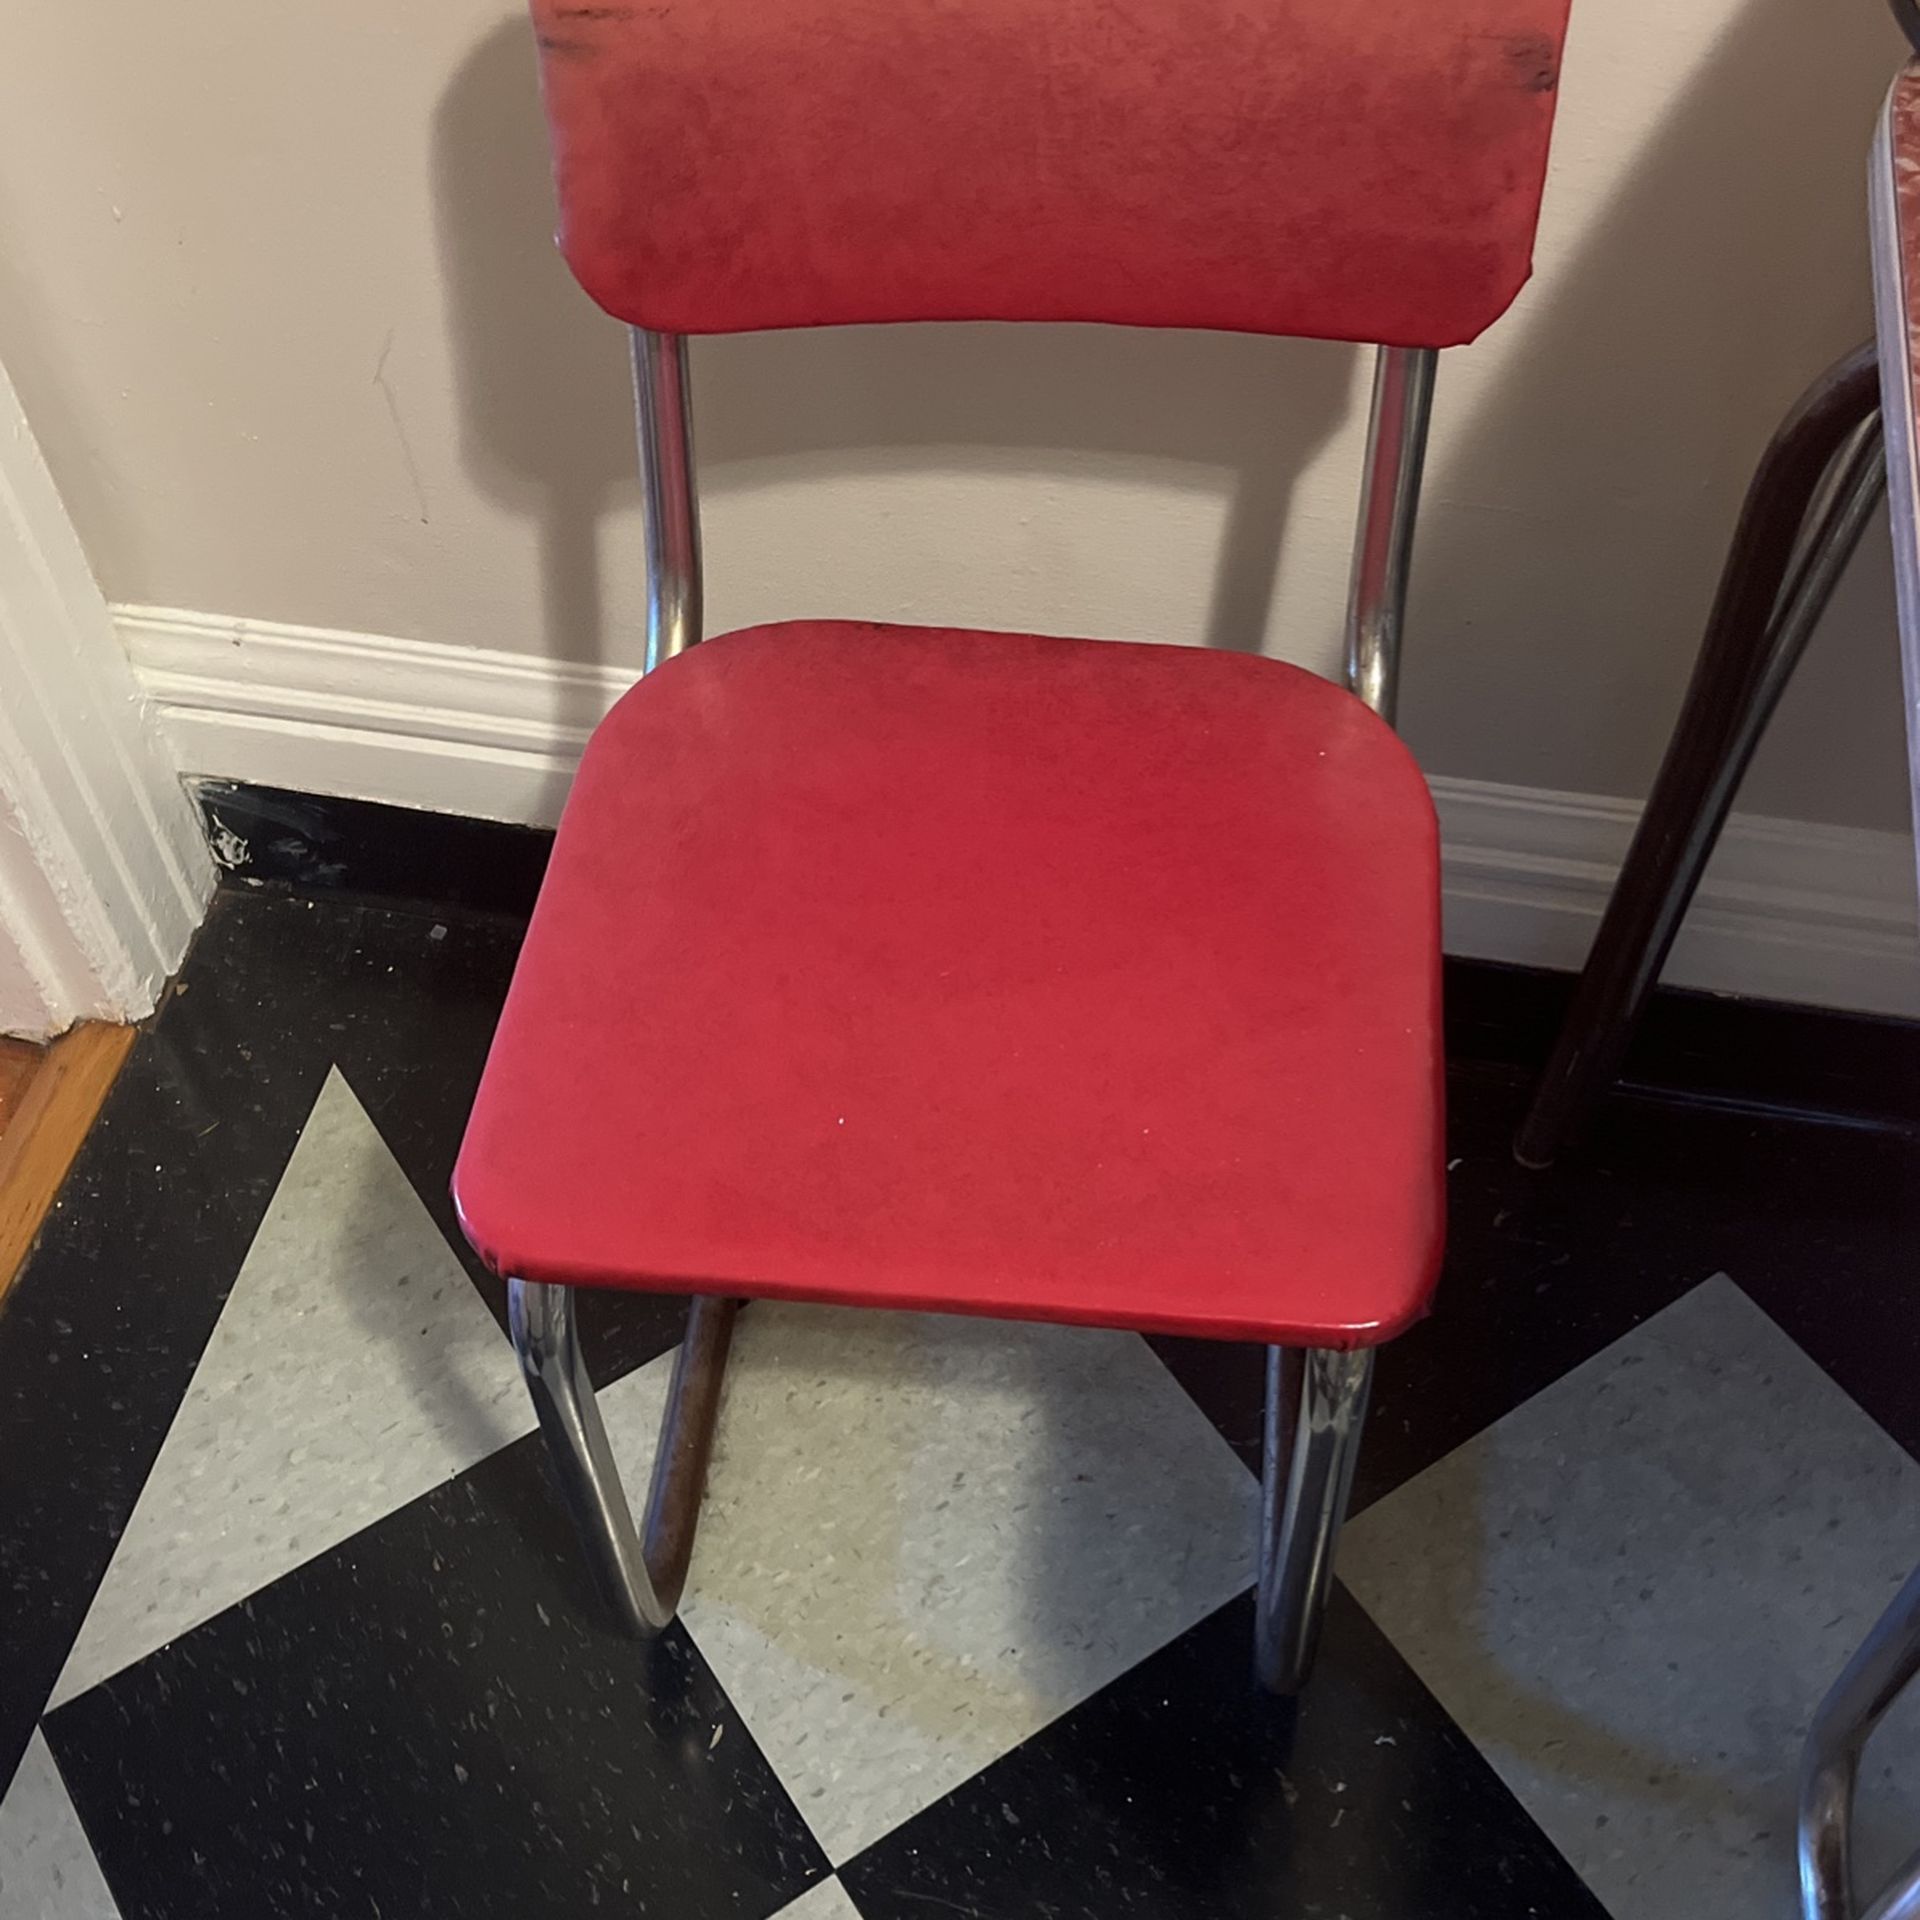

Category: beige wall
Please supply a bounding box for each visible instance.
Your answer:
[0,0,1911,832]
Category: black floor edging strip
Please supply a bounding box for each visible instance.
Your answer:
[197,780,553,920]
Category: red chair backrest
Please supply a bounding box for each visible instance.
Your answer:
[530,0,1571,348]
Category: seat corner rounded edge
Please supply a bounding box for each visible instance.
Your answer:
[1347,1288,1434,1351]
[1316,674,1446,832]
[447,1146,519,1286]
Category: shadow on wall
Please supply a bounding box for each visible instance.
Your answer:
[431,1,1909,834]
[431,16,1358,690]
[1406,0,1911,827]
[690,324,1357,659]
[431,17,639,744]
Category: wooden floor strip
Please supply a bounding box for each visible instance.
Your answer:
[0,1038,41,1135]
[0,1024,137,1301]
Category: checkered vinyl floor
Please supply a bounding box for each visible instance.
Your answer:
[4,889,1919,1920]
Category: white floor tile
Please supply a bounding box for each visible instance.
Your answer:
[0,1731,119,1919]
[53,1069,533,1706]
[600,1303,1259,1864]
[770,1875,867,1919]
[1343,1275,1920,1920]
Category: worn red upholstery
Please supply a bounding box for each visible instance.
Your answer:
[531,0,1570,346]
[454,623,1444,1347]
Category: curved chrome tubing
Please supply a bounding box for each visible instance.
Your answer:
[1248,344,1430,1692]
[508,330,735,1637]
[510,329,1420,1688]
[1255,1347,1376,1693]
[1863,1859,1920,1920]
[1799,1562,1920,1920]
[509,1280,738,1633]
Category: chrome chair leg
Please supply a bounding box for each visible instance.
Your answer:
[508,1280,737,1634]
[1254,1345,1374,1694]
[1514,342,1884,1168]
[1799,1561,1920,1920]
[1243,343,1419,1694]
[506,332,724,1634]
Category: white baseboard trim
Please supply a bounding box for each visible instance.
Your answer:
[1436,779,1920,1018]
[119,605,633,831]
[117,603,1920,1019]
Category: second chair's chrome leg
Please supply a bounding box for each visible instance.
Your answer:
[1799,1561,1920,1920]
[508,1280,737,1635]
[1255,1345,1375,1694]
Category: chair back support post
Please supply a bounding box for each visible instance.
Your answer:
[632,327,703,671]
[1345,345,1438,724]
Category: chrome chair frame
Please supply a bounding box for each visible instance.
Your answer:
[508,332,1438,1692]
[1800,1561,1920,1920]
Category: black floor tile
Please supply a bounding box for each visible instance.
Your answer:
[1442,954,1920,1135]
[1399,1066,1920,1483]
[1153,1062,1920,1507]
[841,1588,1609,1920]
[0,894,338,1787]
[46,1430,829,1920]
[0,888,690,1791]
[16,864,1920,1920]
[320,898,689,1385]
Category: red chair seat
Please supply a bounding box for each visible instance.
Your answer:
[454,622,1444,1348]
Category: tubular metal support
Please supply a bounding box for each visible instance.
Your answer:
[507,332,730,1638]
[509,1280,738,1635]
[1344,346,1438,724]
[1255,1345,1375,1694]
[1514,341,1884,1168]
[630,327,704,672]
[1863,1851,1920,1920]
[1799,1562,1920,1920]
[1248,343,1421,1695]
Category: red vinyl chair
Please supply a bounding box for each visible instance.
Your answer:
[454,0,1573,1693]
